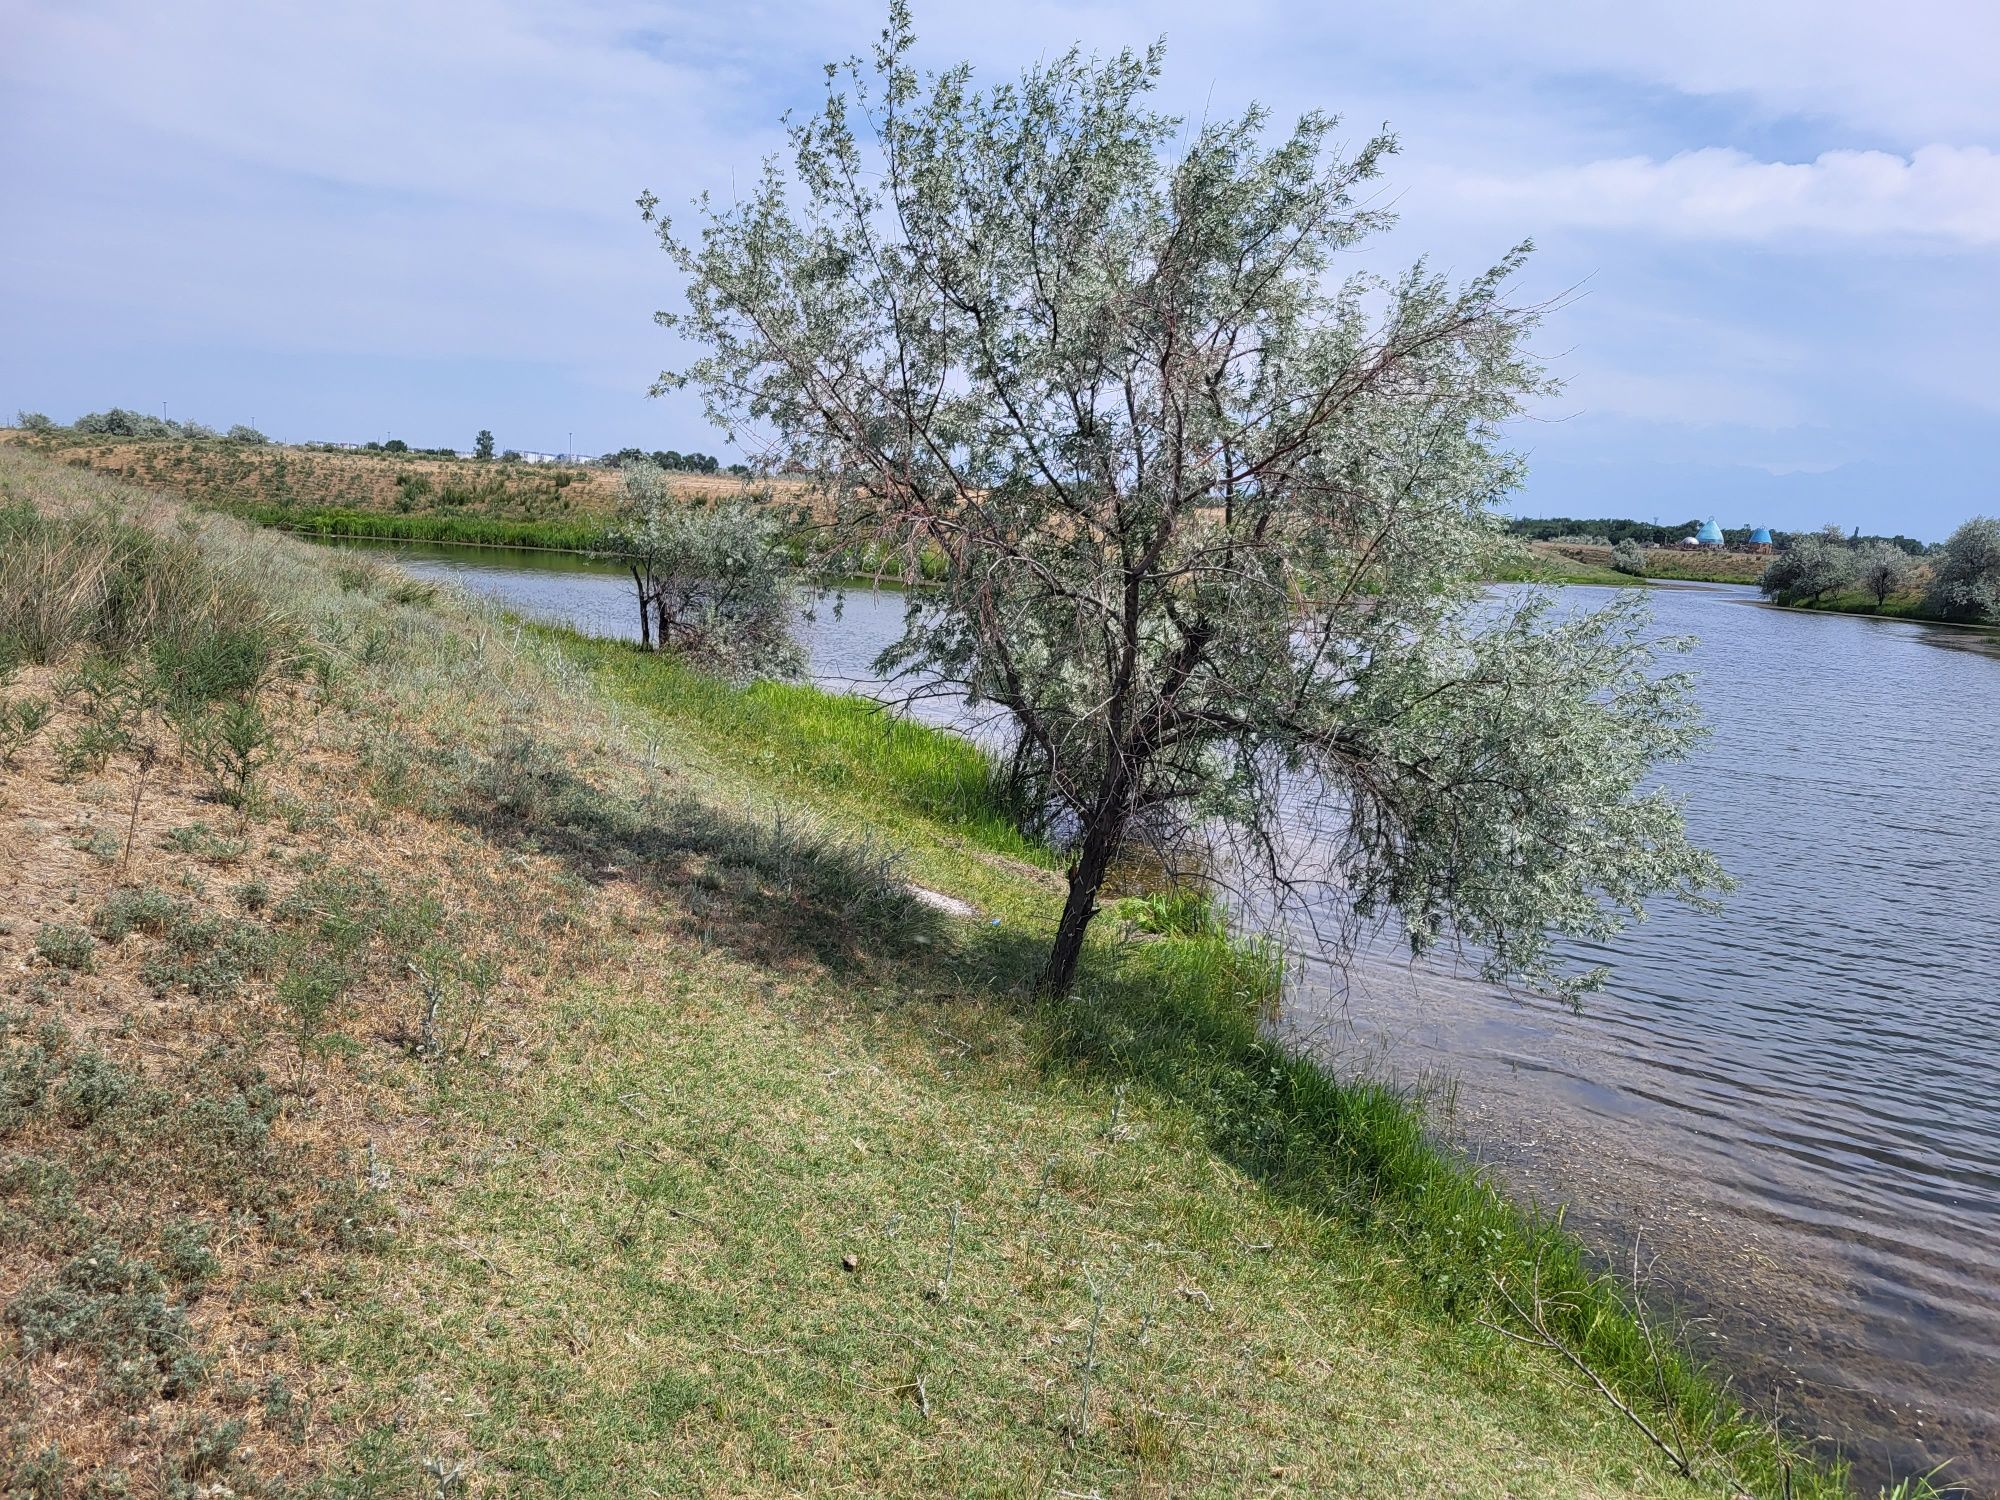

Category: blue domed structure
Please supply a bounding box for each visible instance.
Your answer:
[1749,526,1773,546]
[1695,517,1725,547]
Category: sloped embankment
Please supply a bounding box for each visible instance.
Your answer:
[0,448,1865,1497]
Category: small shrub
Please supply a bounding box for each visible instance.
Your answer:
[6,1243,204,1402]
[230,877,270,913]
[311,1171,395,1250]
[0,1154,81,1244]
[160,821,249,864]
[56,1052,133,1125]
[151,623,274,711]
[276,952,354,1060]
[54,717,134,777]
[52,654,140,719]
[71,824,121,862]
[176,698,274,807]
[159,1217,220,1287]
[174,1051,282,1180]
[274,865,394,953]
[167,1415,245,1484]
[6,1446,65,1500]
[93,886,180,942]
[1,1039,61,1130]
[0,694,53,766]
[35,923,96,973]
[139,910,276,1000]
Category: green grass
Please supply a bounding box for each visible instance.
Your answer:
[551,631,1050,867]
[1772,588,1999,630]
[535,629,1869,1500]
[236,504,613,553]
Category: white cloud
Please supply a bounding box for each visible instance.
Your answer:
[1386,0,2000,143]
[1447,146,2000,247]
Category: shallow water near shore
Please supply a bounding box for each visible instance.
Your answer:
[324,537,1999,1493]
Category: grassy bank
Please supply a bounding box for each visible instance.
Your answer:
[0,447,1918,1496]
[1490,543,1639,587]
[1541,543,1769,585]
[1765,587,2000,632]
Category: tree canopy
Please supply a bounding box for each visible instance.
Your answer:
[647,5,1723,997]
[1759,525,1857,606]
[607,461,802,681]
[1924,516,2000,623]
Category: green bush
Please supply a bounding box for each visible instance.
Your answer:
[35,923,96,973]
[138,909,276,1000]
[176,697,274,807]
[93,886,180,942]
[55,1052,134,1125]
[160,821,249,863]
[5,1242,205,1402]
[150,623,275,711]
[0,694,53,766]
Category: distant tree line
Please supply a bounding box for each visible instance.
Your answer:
[17,408,268,444]
[1508,515,1928,556]
[1760,518,2000,622]
[603,447,751,477]
[14,410,758,477]
[1508,516,1708,547]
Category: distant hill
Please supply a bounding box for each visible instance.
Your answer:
[0,429,787,530]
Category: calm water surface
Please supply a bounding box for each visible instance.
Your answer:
[336,540,1999,1492]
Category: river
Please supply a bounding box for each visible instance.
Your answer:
[325,538,2000,1493]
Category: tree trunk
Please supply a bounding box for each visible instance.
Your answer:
[630,567,652,649]
[1037,805,1125,996]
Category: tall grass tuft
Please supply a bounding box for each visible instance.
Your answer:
[0,501,277,666]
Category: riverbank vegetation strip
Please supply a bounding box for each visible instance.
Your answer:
[0,447,1918,1496]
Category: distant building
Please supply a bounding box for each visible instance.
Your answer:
[1747,526,1775,554]
[1694,518,1725,547]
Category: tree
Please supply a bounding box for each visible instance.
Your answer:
[500,448,521,462]
[1759,525,1855,606]
[383,438,409,454]
[1610,539,1648,577]
[225,424,269,444]
[1854,540,1913,607]
[15,411,56,432]
[607,461,802,679]
[73,407,172,439]
[1923,515,2000,623]
[475,429,496,460]
[650,7,1722,998]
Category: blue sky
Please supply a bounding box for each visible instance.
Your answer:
[3,2,1994,539]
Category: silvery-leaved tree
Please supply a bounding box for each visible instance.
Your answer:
[644,5,1723,998]
[609,460,804,682]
